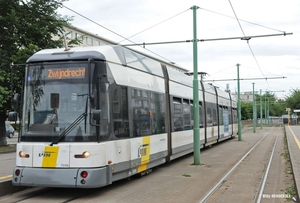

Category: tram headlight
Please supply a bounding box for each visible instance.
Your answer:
[82,151,90,158]
[19,151,30,158]
[74,151,90,158]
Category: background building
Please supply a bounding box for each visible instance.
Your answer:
[52,25,116,47]
[231,91,254,102]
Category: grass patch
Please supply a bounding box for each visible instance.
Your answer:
[285,185,296,196]
[182,174,191,177]
[282,131,297,200]
[0,145,16,153]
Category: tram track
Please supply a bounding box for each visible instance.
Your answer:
[199,126,282,203]
[0,126,291,203]
[254,130,279,202]
[0,187,101,203]
[0,175,134,203]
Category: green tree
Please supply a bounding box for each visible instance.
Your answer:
[241,92,286,121]
[285,89,300,111]
[0,0,73,146]
[255,92,286,118]
[241,101,252,120]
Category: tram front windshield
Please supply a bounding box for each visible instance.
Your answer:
[21,63,96,142]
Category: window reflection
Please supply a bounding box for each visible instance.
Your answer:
[131,89,165,136]
[113,86,129,138]
[172,97,206,131]
[22,63,94,142]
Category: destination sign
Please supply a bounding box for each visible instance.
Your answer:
[47,68,86,79]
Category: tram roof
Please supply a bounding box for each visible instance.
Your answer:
[27,45,189,73]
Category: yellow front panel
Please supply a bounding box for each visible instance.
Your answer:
[42,146,59,167]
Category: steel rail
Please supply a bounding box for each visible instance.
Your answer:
[255,130,280,202]
[198,126,275,203]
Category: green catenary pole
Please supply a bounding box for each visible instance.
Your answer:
[268,99,270,125]
[265,95,267,125]
[252,83,256,133]
[191,5,200,165]
[260,89,262,129]
[237,64,242,141]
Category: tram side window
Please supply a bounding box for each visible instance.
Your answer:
[228,107,232,124]
[199,102,204,128]
[132,89,165,136]
[113,86,129,138]
[99,83,110,136]
[233,108,237,123]
[150,92,165,134]
[173,103,183,131]
[219,106,224,125]
[172,97,192,131]
[207,107,212,127]
[190,101,194,129]
[173,98,183,131]
[132,89,149,136]
[188,101,203,129]
[183,102,191,130]
[223,107,229,127]
[206,103,218,126]
[212,107,217,126]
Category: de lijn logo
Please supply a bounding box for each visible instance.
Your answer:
[137,144,148,157]
[38,151,54,157]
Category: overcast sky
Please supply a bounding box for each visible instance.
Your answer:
[58,0,299,99]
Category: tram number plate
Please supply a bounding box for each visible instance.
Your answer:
[61,164,69,167]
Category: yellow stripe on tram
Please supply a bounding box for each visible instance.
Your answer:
[138,136,151,173]
[288,125,300,150]
[42,146,59,167]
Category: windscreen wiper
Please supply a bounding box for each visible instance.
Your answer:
[50,97,88,146]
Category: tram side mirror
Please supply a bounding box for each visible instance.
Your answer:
[12,93,20,111]
[8,93,20,122]
[92,109,101,121]
[8,112,18,122]
[51,93,59,109]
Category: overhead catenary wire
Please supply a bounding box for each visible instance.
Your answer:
[63,5,130,44]
[62,4,292,92]
[122,33,292,46]
[117,9,190,44]
[199,7,286,34]
[204,76,286,82]
[228,1,247,37]
[120,5,288,44]
[62,6,290,48]
[241,65,286,78]
[228,0,270,90]
[62,5,189,64]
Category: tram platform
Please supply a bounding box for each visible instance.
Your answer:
[285,125,300,199]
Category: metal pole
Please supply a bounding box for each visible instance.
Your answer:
[191,5,200,165]
[265,95,267,125]
[237,64,242,141]
[267,99,270,125]
[255,90,257,131]
[252,83,256,133]
[260,89,262,129]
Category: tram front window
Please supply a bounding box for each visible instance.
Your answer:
[21,63,96,142]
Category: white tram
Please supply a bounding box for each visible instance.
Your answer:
[9,45,237,188]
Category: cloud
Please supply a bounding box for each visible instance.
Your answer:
[58,0,300,99]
